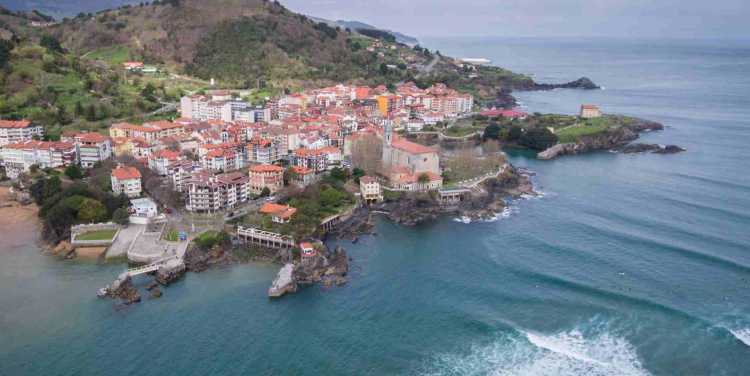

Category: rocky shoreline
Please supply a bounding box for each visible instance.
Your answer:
[373,166,536,226]
[537,118,683,160]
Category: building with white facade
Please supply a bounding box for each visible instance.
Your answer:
[0,140,76,178]
[111,166,142,198]
[0,120,44,146]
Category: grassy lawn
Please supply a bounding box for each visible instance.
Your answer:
[554,117,619,143]
[85,45,132,65]
[444,126,483,137]
[76,229,117,241]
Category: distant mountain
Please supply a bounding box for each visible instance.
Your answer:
[309,17,419,46]
[334,20,419,46]
[0,0,139,20]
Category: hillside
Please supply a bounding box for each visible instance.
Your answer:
[44,0,585,97]
[0,7,204,136]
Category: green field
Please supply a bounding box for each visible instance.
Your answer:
[84,45,132,65]
[555,118,615,143]
[76,229,118,241]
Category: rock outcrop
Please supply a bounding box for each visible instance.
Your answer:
[268,263,297,298]
[617,143,686,154]
[533,77,600,91]
[100,273,141,305]
[267,246,350,298]
[155,258,186,286]
[538,119,665,160]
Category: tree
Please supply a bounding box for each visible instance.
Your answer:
[112,207,130,226]
[352,168,365,182]
[74,101,84,117]
[64,164,83,180]
[0,40,13,69]
[418,173,430,184]
[329,167,350,182]
[85,104,97,121]
[484,123,502,140]
[519,127,558,151]
[260,187,271,197]
[508,126,523,141]
[40,35,64,53]
[77,198,108,223]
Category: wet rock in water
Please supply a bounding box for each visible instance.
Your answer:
[146,281,159,291]
[618,143,686,154]
[155,258,186,286]
[268,263,297,298]
[149,287,163,299]
[102,273,141,305]
[653,145,686,154]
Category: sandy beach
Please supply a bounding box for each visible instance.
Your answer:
[0,186,40,250]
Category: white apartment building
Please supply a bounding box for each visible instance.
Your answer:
[68,133,112,168]
[0,140,76,178]
[0,120,44,146]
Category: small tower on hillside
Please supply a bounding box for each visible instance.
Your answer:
[384,120,393,147]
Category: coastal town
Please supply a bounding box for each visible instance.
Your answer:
[0,1,684,304]
[0,65,684,303]
[0,77,533,302]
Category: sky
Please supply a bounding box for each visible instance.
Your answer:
[280,0,750,39]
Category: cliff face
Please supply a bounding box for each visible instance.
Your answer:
[538,119,664,160]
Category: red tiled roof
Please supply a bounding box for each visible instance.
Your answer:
[250,164,283,173]
[390,136,435,154]
[292,166,313,175]
[76,133,109,143]
[0,120,33,129]
[111,166,141,180]
[260,203,297,219]
[152,149,182,160]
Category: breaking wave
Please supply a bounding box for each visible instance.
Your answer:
[421,327,649,376]
[730,328,750,347]
[453,206,519,224]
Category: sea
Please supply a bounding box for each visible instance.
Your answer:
[1,37,750,375]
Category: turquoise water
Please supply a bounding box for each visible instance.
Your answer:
[2,38,750,375]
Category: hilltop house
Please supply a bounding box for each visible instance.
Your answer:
[111,166,142,198]
[580,104,602,119]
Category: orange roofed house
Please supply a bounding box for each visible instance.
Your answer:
[580,104,602,119]
[259,203,297,224]
[111,166,142,198]
[249,164,284,195]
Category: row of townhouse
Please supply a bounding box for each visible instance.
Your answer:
[0,140,76,178]
[0,124,113,178]
[109,121,186,142]
[0,120,44,146]
[291,147,342,173]
[180,93,271,123]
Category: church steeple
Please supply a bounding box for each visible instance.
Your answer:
[384,120,393,146]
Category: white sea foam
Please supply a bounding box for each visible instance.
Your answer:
[730,328,750,347]
[453,206,518,224]
[422,328,649,376]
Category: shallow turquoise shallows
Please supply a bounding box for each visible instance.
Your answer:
[2,38,750,375]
